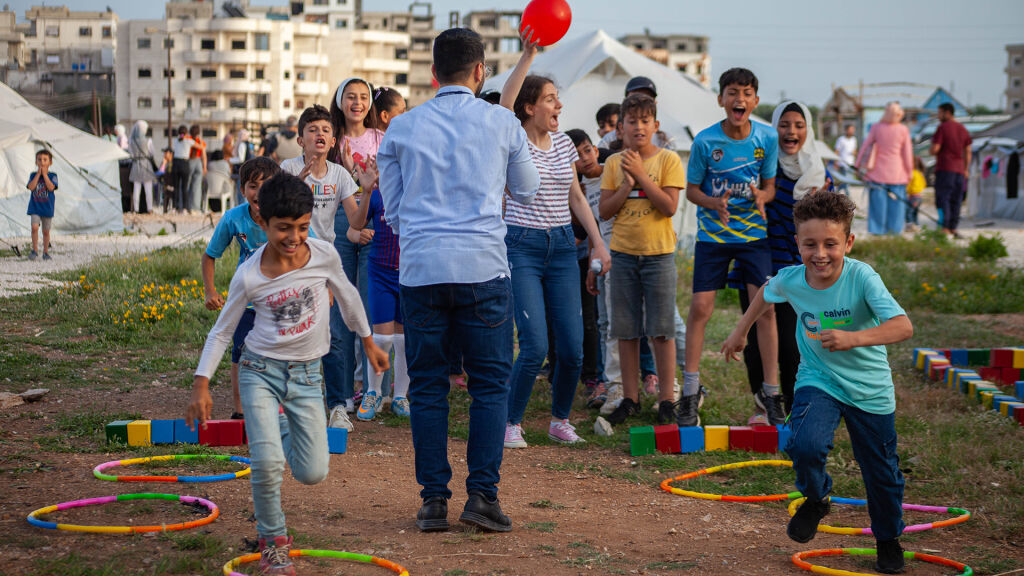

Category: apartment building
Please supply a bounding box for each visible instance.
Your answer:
[0,10,25,80]
[11,5,117,95]
[359,2,435,106]
[461,10,524,81]
[287,0,359,32]
[1006,44,1024,114]
[620,31,711,88]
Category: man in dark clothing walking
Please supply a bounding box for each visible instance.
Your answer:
[930,102,972,238]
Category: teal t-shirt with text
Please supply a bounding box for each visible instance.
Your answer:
[763,258,906,414]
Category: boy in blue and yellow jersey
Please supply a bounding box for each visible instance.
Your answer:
[678,68,780,427]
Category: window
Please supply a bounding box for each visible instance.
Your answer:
[229,96,247,109]
[186,98,192,109]
[676,42,687,52]
[283,41,291,50]
[313,0,328,4]
[186,69,192,79]
[500,14,520,29]
[255,68,265,79]
[335,18,348,29]
[163,68,175,78]
[138,37,151,49]
[102,26,112,38]
[395,73,408,85]
[396,23,407,32]
[137,97,152,108]
[162,97,175,109]
[255,94,270,109]
[229,69,246,79]
[296,71,306,80]
[499,37,520,53]
[79,27,92,37]
[395,47,408,60]
[200,97,216,108]
[231,39,246,50]
[284,70,290,79]
[200,69,216,78]
[45,25,59,37]
[201,38,215,50]
[1015,78,1022,88]
[164,38,174,49]
[696,42,705,52]
[138,67,152,78]
[296,100,305,110]
[254,33,269,51]
[283,99,291,108]
[202,128,217,138]
[337,0,348,4]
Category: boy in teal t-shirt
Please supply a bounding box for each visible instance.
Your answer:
[722,192,914,575]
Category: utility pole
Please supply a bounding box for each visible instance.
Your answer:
[166,23,173,151]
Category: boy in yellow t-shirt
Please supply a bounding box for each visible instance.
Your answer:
[905,156,926,232]
[597,93,686,426]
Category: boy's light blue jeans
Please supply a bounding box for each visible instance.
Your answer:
[238,349,329,539]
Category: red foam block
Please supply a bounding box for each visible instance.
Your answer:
[980,367,1002,382]
[654,424,681,454]
[931,364,951,382]
[1017,405,1024,426]
[1001,367,1023,386]
[991,348,1015,368]
[752,426,778,454]
[729,426,755,452]
[198,419,246,446]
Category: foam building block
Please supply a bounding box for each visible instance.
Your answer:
[975,384,1001,403]
[1001,368,1023,385]
[999,401,1023,417]
[679,426,704,453]
[704,425,729,451]
[1013,405,1024,425]
[629,426,656,456]
[327,427,347,454]
[992,396,1017,412]
[199,419,246,446]
[950,349,969,366]
[933,365,950,383]
[126,420,151,447]
[752,426,778,454]
[926,356,950,379]
[776,424,792,453]
[729,426,756,452]
[173,419,199,443]
[981,390,998,410]
[1016,381,1024,400]
[105,420,131,444]
[968,349,991,366]
[914,349,937,370]
[991,348,1015,368]
[148,420,174,444]
[1014,349,1024,369]
[979,366,1002,382]
[957,373,980,393]
[654,424,682,454]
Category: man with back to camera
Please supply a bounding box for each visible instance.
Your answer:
[377,27,540,534]
[930,102,971,239]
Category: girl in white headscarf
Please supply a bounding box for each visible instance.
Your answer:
[114,124,128,150]
[128,120,157,213]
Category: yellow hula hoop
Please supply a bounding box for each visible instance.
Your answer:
[660,459,801,502]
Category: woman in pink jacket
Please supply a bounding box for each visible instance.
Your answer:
[856,102,914,235]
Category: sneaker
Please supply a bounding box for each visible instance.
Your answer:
[599,384,623,415]
[606,397,641,425]
[328,404,354,431]
[257,535,296,576]
[748,408,769,426]
[28,250,37,260]
[548,419,585,444]
[357,391,382,421]
[642,374,659,396]
[754,389,786,425]
[675,386,707,427]
[503,423,527,448]
[585,382,608,409]
[657,400,676,425]
[42,252,51,261]
[391,396,410,417]
[875,539,905,574]
[230,412,245,420]
[787,498,830,543]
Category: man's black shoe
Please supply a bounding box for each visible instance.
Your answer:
[416,496,449,532]
[459,493,511,532]
[787,497,830,543]
[875,539,905,574]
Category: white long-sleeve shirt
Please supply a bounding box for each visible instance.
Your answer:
[195,238,370,378]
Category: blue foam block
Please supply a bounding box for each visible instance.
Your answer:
[173,419,199,443]
[959,374,981,394]
[950,349,968,367]
[1016,381,1024,401]
[776,424,792,454]
[993,395,1017,412]
[678,426,704,453]
[150,420,175,444]
[327,427,348,454]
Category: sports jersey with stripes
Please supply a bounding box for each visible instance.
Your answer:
[504,131,578,229]
[687,121,778,244]
[366,188,399,270]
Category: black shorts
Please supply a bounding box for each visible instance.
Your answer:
[693,239,772,293]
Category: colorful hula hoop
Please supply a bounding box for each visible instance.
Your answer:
[660,459,802,502]
[222,549,409,576]
[787,497,971,535]
[27,493,219,534]
[93,454,251,483]
[791,547,972,576]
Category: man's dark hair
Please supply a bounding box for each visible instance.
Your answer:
[432,27,484,84]
[620,93,658,122]
[35,149,52,161]
[240,156,282,189]
[718,67,759,94]
[258,173,314,222]
[565,129,592,148]
[938,102,955,115]
[793,191,857,237]
[596,103,620,127]
[299,104,333,136]
[513,75,555,124]
[189,124,201,138]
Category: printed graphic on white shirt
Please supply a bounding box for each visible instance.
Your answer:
[266,285,319,337]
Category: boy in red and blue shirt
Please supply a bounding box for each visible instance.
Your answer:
[26,149,58,261]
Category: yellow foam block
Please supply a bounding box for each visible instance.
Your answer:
[1000,402,1024,417]
[126,420,151,447]
[981,391,998,410]
[1014,348,1024,369]
[704,425,729,451]
[915,350,937,370]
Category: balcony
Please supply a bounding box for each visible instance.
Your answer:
[295,52,328,67]
[294,81,328,95]
[182,50,271,65]
[183,78,268,93]
[353,57,409,74]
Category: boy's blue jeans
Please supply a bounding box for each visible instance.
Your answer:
[238,350,329,539]
[786,386,905,541]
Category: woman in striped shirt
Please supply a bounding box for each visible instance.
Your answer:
[499,34,611,447]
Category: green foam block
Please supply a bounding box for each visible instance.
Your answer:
[629,426,656,456]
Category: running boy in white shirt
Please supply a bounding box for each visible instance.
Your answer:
[187,173,388,576]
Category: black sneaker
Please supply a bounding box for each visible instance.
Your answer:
[416,496,449,532]
[875,539,905,574]
[787,498,830,543]
[674,386,707,427]
[754,389,786,426]
[459,493,511,532]
[606,397,641,425]
[657,400,675,425]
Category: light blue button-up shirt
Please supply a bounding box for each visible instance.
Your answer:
[378,85,539,287]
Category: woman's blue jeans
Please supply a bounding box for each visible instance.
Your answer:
[867,184,907,235]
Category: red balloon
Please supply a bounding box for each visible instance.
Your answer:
[520,0,572,47]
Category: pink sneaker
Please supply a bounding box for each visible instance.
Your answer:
[748,409,769,426]
[548,419,586,445]
[643,374,659,396]
[504,423,527,448]
[257,535,296,576]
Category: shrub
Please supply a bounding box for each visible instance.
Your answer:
[967,233,1008,262]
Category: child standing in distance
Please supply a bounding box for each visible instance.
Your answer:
[188,173,388,576]
[598,94,685,426]
[26,149,57,261]
[171,125,195,213]
[905,156,925,232]
[202,156,282,419]
[722,192,912,575]
[372,86,407,132]
[681,67,781,427]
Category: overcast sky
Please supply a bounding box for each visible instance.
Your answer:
[10,0,1023,108]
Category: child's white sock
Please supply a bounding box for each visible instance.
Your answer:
[682,371,700,396]
[391,333,409,399]
[762,382,780,397]
[369,333,394,395]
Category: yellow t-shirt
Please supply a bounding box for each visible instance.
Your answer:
[907,169,926,197]
[601,148,686,255]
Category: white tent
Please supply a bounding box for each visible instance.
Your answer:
[968,136,1024,221]
[0,81,126,238]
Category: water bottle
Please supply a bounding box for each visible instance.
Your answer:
[590,259,603,274]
